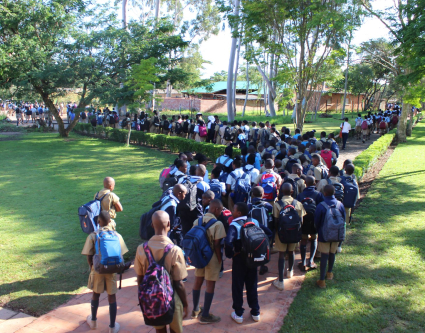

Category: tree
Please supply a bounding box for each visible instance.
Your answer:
[210,70,228,82]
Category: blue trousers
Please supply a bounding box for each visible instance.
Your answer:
[231,255,260,317]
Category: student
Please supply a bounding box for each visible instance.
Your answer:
[226,156,246,211]
[340,118,351,150]
[83,211,128,333]
[320,142,337,169]
[293,128,301,140]
[209,167,226,202]
[297,176,324,271]
[308,155,328,184]
[340,163,359,225]
[95,177,123,230]
[316,131,327,151]
[272,183,306,290]
[249,122,259,146]
[220,121,233,145]
[215,145,234,173]
[255,159,282,192]
[355,114,363,140]
[134,211,189,333]
[280,163,305,199]
[317,166,342,194]
[194,153,209,183]
[258,122,269,146]
[246,145,261,170]
[201,190,215,214]
[243,154,260,185]
[315,185,346,288]
[191,199,226,324]
[225,203,261,324]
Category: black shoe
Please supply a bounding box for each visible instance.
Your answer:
[259,266,269,275]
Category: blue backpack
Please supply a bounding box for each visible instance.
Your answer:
[218,171,229,183]
[93,230,124,274]
[182,218,218,268]
[209,180,223,201]
[97,116,103,125]
[331,141,339,158]
[231,173,252,204]
[78,192,108,234]
[340,176,359,208]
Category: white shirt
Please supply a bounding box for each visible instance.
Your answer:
[341,122,351,133]
[243,165,260,184]
[355,117,363,126]
[226,167,245,191]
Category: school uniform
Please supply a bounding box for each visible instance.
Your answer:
[214,123,222,143]
[216,155,234,172]
[226,167,245,211]
[255,169,282,188]
[134,235,187,333]
[81,226,129,295]
[317,176,342,194]
[224,216,260,317]
[192,213,226,282]
[340,174,359,223]
[243,154,261,171]
[259,165,279,174]
[297,186,324,240]
[243,164,260,185]
[307,162,327,182]
[94,188,121,230]
[249,127,259,145]
[314,195,346,254]
[284,173,306,196]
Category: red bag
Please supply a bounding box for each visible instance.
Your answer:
[380,121,387,129]
[361,120,368,130]
[199,125,207,137]
[321,150,333,169]
[392,116,399,125]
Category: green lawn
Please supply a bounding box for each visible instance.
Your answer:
[0,133,176,316]
[280,122,425,332]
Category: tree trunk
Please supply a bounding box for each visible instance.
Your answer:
[127,127,131,146]
[268,52,276,117]
[242,63,249,116]
[233,38,241,116]
[226,0,240,122]
[155,0,160,21]
[122,0,128,29]
[407,106,414,136]
[314,81,325,121]
[397,102,409,143]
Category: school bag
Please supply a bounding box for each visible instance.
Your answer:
[282,176,300,198]
[159,167,172,189]
[113,114,119,123]
[260,129,268,145]
[250,201,270,227]
[277,200,302,243]
[163,119,170,131]
[231,173,251,204]
[285,158,298,173]
[218,208,232,233]
[153,116,160,127]
[81,112,86,120]
[252,128,259,142]
[209,180,223,201]
[302,162,312,176]
[216,156,232,172]
[361,120,368,130]
[162,174,186,192]
[321,150,332,169]
[327,178,344,202]
[320,202,345,242]
[259,172,277,201]
[199,125,207,137]
[139,197,172,240]
[392,115,399,125]
[340,176,359,208]
[379,121,386,129]
[318,164,329,179]
[189,123,195,134]
[330,141,339,158]
[139,243,175,326]
[97,116,103,125]
[223,126,233,141]
[218,171,229,183]
[300,195,318,235]
[182,218,218,268]
[182,120,189,133]
[355,118,362,127]
[93,230,125,274]
[237,219,270,268]
[175,122,182,134]
[78,192,108,234]
[179,179,201,211]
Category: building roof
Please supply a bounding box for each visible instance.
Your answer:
[183,81,260,94]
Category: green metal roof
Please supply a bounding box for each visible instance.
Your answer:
[183,81,260,94]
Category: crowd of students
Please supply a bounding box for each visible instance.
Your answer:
[82,122,361,332]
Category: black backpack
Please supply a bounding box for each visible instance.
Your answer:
[223,127,232,141]
[237,219,270,268]
[178,179,201,211]
[249,201,270,227]
[140,198,172,240]
[260,129,268,144]
[153,116,160,127]
[285,158,298,173]
[175,122,182,134]
[182,121,189,133]
[300,194,318,235]
[281,176,300,199]
[252,128,259,142]
[277,200,302,243]
[189,123,195,134]
[327,179,344,202]
[163,120,170,131]
[81,112,87,119]
[162,174,187,192]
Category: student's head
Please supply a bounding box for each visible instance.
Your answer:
[329,165,339,177]
[184,151,193,161]
[98,210,111,227]
[295,129,301,134]
[288,147,296,156]
[202,190,215,207]
[345,117,349,122]
[103,177,115,191]
[258,145,264,152]
[225,145,233,157]
[302,134,309,141]
[178,152,188,162]
[241,146,248,156]
[343,159,353,168]
[305,175,315,187]
[264,141,270,148]
[358,113,361,117]
[251,186,264,198]
[329,133,335,139]
[247,153,256,166]
[232,156,242,169]
[211,167,221,180]
[281,182,293,196]
[209,199,224,219]
[308,131,315,139]
[259,122,265,128]
[311,154,320,167]
[223,121,228,125]
[324,184,335,197]
[214,115,219,122]
[195,153,208,165]
[248,145,256,154]
[175,159,187,173]
[298,144,306,153]
[196,164,206,177]
[173,184,187,201]
[263,153,273,161]
[299,154,307,164]
[292,163,302,176]
[309,144,317,153]
[233,202,249,218]
[323,142,331,150]
[285,128,290,135]
[189,165,197,176]
[152,211,171,235]
[252,121,257,127]
[275,159,282,169]
[265,158,274,169]
[238,128,243,134]
[345,163,355,176]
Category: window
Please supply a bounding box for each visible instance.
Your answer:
[327,98,332,105]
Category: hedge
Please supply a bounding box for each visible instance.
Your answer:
[353,129,396,180]
[73,123,241,162]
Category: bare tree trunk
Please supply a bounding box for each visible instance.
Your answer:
[397,102,409,143]
[314,82,325,121]
[242,62,249,116]
[155,0,160,21]
[268,52,276,117]
[233,38,241,116]
[122,0,128,29]
[407,106,414,136]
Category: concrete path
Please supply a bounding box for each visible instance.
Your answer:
[0,307,36,333]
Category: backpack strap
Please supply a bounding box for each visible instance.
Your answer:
[327,178,332,185]
[201,218,218,230]
[157,243,174,267]
[143,242,155,266]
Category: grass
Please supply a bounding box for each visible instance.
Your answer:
[0,133,176,316]
[280,122,425,332]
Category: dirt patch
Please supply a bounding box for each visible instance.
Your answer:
[0,132,25,141]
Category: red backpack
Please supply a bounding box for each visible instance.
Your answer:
[259,172,278,201]
[380,121,387,129]
[321,150,332,169]
[361,120,368,130]
[392,116,399,125]
[199,125,207,137]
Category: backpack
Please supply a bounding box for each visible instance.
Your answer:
[81,112,86,119]
[237,219,270,268]
[139,198,172,240]
[93,230,125,274]
[302,162,312,176]
[250,201,270,227]
[223,127,233,141]
[114,114,119,123]
[179,179,201,211]
[78,192,108,234]
[182,218,218,268]
[300,195,318,235]
[218,208,232,233]
[97,116,103,125]
[163,120,170,131]
[199,125,207,137]
[282,176,300,198]
[162,174,186,192]
[209,180,223,201]
[277,200,302,243]
[231,173,251,204]
[218,171,229,183]
[319,164,329,179]
[285,158,298,173]
[139,243,175,326]
[380,121,386,129]
[260,129,268,144]
[392,116,399,125]
[320,202,346,242]
[153,116,160,127]
[259,173,277,201]
[216,156,232,172]
[159,167,172,189]
[361,120,368,130]
[189,123,195,134]
[252,128,259,142]
[331,141,339,158]
[340,176,359,208]
[182,121,189,133]
[175,122,182,134]
[321,150,332,169]
[327,178,344,202]
[355,118,362,126]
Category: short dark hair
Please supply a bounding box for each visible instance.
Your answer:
[235,202,249,216]
[211,167,221,178]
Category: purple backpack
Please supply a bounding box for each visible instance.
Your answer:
[139,243,175,326]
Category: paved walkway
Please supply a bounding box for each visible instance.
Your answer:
[336,132,380,168]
